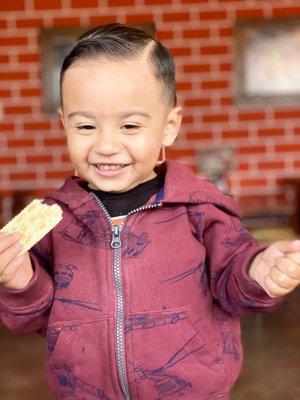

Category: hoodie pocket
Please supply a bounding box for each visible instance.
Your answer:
[128,308,225,400]
[45,317,120,400]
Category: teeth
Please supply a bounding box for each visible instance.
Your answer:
[96,164,126,170]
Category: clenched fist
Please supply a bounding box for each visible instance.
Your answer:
[0,231,33,290]
[249,240,300,298]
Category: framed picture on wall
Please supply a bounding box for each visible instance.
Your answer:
[235,19,300,106]
[40,23,156,114]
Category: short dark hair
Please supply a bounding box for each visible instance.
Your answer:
[60,23,177,108]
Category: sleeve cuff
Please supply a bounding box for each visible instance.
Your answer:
[0,254,53,311]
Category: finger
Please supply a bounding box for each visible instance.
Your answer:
[276,256,300,280]
[285,251,300,265]
[0,240,23,273]
[0,231,22,253]
[264,275,292,298]
[0,254,26,284]
[261,240,300,266]
[269,264,299,290]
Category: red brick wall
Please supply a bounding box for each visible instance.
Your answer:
[1,0,300,223]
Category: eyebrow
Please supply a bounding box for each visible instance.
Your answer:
[67,111,152,120]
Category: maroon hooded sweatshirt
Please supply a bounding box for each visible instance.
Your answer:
[0,160,281,400]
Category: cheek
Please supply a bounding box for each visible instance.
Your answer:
[67,136,92,161]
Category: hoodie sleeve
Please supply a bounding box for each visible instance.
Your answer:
[202,200,283,317]
[0,232,54,335]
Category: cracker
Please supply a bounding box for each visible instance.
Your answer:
[0,199,63,252]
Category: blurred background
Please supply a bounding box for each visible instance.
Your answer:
[0,0,299,399]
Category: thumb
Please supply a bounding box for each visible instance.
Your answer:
[261,239,300,265]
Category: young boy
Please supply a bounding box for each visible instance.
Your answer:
[0,23,299,400]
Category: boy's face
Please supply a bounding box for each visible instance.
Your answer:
[59,55,182,193]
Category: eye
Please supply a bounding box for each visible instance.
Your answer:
[122,124,139,131]
[77,125,95,131]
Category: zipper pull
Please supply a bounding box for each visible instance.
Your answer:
[111,225,122,249]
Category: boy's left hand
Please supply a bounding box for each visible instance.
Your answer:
[249,240,300,298]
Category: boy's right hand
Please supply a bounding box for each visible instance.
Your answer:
[0,232,34,291]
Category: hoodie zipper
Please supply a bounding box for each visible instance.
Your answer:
[91,193,162,400]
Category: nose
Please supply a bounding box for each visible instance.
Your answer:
[93,130,121,156]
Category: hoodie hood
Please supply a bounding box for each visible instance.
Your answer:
[46,160,241,218]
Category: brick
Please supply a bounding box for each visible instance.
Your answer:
[257,128,284,137]
[107,0,135,6]
[182,28,210,39]
[181,0,209,2]
[201,45,229,56]
[201,80,229,90]
[258,161,285,170]
[27,155,53,163]
[169,47,191,57]
[0,123,14,131]
[176,82,192,91]
[275,144,300,152]
[10,172,37,180]
[203,113,229,123]
[274,110,300,119]
[126,14,154,24]
[0,71,29,80]
[167,148,195,159]
[23,122,51,131]
[89,15,118,25]
[34,0,62,9]
[0,0,25,11]
[236,9,264,19]
[222,129,248,139]
[0,37,28,46]
[219,27,232,37]
[0,55,9,63]
[183,64,210,73]
[273,7,300,18]
[20,88,42,97]
[238,111,266,121]
[163,12,190,22]
[62,154,70,162]
[18,53,39,63]
[220,97,233,106]
[0,89,11,98]
[199,11,227,20]
[71,0,98,7]
[219,62,232,72]
[186,131,213,140]
[44,137,67,146]
[4,105,32,115]
[156,30,173,41]
[53,17,81,26]
[237,162,250,171]
[16,18,43,28]
[144,0,171,3]
[0,156,17,164]
[46,170,72,179]
[185,98,211,107]
[0,20,7,28]
[182,115,193,124]
[238,145,266,155]
[240,178,267,188]
[8,139,35,148]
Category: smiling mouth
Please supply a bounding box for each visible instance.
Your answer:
[93,163,128,171]
[92,163,129,177]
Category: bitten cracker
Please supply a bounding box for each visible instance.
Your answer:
[0,199,63,252]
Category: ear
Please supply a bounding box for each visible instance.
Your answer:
[57,107,66,131]
[162,106,182,147]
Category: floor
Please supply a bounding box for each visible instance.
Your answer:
[0,287,299,399]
